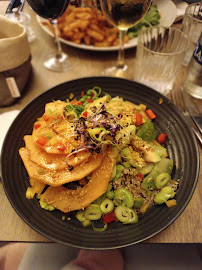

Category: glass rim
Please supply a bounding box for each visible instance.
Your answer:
[185,2,202,23]
[137,26,190,56]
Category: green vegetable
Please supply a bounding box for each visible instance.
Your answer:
[154,173,171,189]
[127,5,161,39]
[154,186,175,205]
[92,220,107,232]
[140,163,154,175]
[114,205,131,223]
[141,158,173,191]
[154,145,167,158]
[39,200,55,211]
[122,162,131,169]
[123,209,138,224]
[76,210,86,222]
[110,165,117,181]
[134,198,144,208]
[106,191,115,200]
[88,128,110,142]
[153,158,173,175]
[136,121,157,142]
[100,199,114,214]
[64,104,85,117]
[121,147,142,169]
[114,187,134,208]
[84,204,102,220]
[141,170,157,191]
[113,164,124,181]
[82,220,92,227]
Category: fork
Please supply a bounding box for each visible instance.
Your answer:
[170,87,202,147]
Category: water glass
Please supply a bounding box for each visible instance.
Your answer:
[134,26,189,95]
[181,2,202,66]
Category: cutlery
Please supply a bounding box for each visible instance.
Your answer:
[182,90,202,135]
[170,87,202,147]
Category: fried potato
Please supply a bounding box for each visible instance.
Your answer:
[94,40,110,47]
[75,12,92,20]
[19,148,103,187]
[84,35,91,45]
[86,29,104,42]
[40,147,118,212]
[54,5,126,47]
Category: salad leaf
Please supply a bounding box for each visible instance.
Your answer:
[127,5,161,39]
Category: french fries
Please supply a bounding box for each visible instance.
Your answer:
[43,5,129,47]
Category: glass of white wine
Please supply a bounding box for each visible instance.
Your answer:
[99,0,152,78]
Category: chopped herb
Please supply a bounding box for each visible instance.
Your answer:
[64,104,85,117]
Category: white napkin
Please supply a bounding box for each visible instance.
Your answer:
[0,110,20,153]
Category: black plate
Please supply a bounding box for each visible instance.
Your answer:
[1,77,200,249]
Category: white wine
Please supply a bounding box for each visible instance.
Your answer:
[100,0,152,30]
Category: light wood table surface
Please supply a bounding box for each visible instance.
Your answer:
[0,2,201,244]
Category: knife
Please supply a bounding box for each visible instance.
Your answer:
[5,0,25,14]
[182,90,202,135]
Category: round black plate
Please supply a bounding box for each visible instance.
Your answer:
[1,77,200,249]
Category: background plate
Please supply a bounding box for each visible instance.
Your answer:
[1,77,199,249]
[36,0,177,52]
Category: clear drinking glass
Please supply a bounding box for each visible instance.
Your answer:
[5,8,36,43]
[181,2,202,66]
[100,0,152,78]
[134,26,190,95]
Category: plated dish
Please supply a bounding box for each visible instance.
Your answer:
[19,87,178,232]
[1,77,199,249]
[36,0,177,51]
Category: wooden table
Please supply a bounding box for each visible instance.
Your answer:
[0,2,201,244]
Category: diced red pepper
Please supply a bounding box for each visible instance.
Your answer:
[157,133,167,144]
[57,143,66,152]
[43,114,49,121]
[83,111,88,117]
[56,114,63,120]
[137,173,144,181]
[81,91,85,97]
[91,93,95,98]
[34,123,41,130]
[103,210,117,224]
[145,109,156,120]
[77,101,83,106]
[36,136,48,146]
[136,112,143,126]
[86,99,93,103]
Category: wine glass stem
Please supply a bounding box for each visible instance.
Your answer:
[52,19,63,59]
[117,29,127,69]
